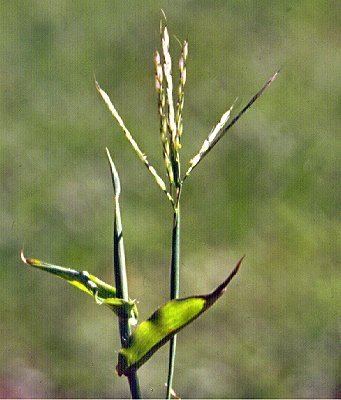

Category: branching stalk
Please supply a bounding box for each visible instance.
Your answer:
[106,148,141,399]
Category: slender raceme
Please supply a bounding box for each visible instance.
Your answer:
[183,70,279,181]
[96,81,174,205]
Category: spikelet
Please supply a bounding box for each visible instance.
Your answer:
[154,50,174,185]
[185,104,234,178]
[161,24,181,187]
[175,40,188,150]
[96,80,174,204]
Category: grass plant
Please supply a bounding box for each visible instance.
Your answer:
[21,15,278,399]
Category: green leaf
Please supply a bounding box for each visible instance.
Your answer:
[21,251,138,320]
[116,256,244,376]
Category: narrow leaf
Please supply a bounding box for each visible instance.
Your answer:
[106,149,141,395]
[106,147,137,328]
[21,251,138,319]
[116,256,244,376]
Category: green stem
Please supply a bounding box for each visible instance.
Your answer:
[107,149,141,399]
[114,202,141,399]
[166,199,181,399]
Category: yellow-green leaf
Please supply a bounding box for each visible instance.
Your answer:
[116,256,244,376]
[21,251,138,320]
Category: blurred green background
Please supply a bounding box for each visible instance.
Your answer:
[1,0,340,398]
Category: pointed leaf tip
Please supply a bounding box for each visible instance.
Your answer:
[106,147,121,198]
[206,255,245,304]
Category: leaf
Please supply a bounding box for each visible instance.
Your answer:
[20,251,138,320]
[116,256,244,376]
[106,148,139,332]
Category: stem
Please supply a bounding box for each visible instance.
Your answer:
[166,192,181,399]
[114,202,141,399]
[107,149,141,399]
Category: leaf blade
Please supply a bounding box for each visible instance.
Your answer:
[20,251,138,319]
[116,256,244,376]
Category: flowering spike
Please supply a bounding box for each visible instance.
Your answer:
[154,48,174,185]
[161,23,181,187]
[183,70,279,181]
[175,40,188,152]
[185,103,234,178]
[96,80,174,204]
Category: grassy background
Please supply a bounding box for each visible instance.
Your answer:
[1,0,340,398]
